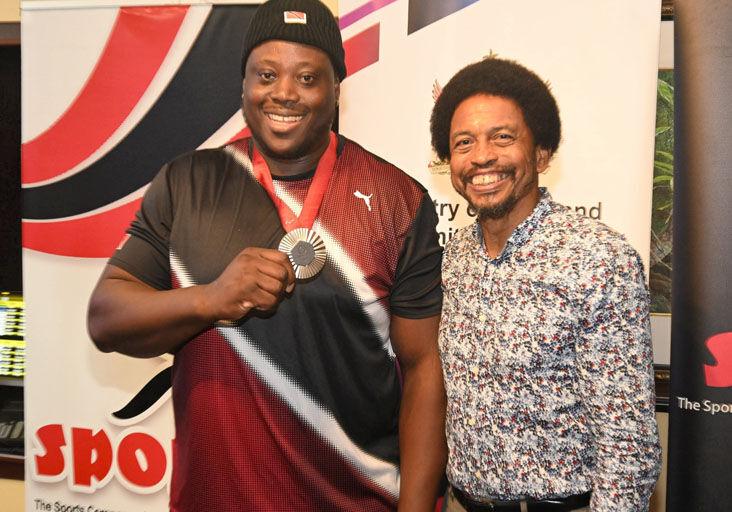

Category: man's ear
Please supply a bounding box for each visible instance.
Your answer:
[334,79,341,106]
[535,147,552,174]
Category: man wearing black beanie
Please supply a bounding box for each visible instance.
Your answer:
[88,1,446,511]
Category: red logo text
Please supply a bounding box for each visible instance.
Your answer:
[704,332,732,387]
[32,424,170,494]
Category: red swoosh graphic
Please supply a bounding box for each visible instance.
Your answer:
[21,6,188,186]
[344,24,380,77]
[22,199,142,258]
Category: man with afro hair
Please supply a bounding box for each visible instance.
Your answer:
[432,57,661,511]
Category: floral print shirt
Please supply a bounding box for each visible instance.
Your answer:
[439,189,661,511]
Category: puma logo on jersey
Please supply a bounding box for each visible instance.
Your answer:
[354,190,373,211]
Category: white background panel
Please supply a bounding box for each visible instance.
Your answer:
[339,0,660,270]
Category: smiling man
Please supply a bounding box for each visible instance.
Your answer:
[431,57,661,512]
[87,1,446,510]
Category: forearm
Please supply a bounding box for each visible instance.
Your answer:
[398,352,447,512]
[590,423,661,511]
[580,317,661,507]
[577,249,661,509]
[585,354,661,510]
[87,268,214,357]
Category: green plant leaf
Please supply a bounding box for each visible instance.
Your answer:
[654,161,674,173]
[656,150,673,161]
[658,79,674,106]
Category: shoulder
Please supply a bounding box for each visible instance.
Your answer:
[443,224,477,261]
[543,202,644,276]
[162,147,233,177]
[338,136,428,195]
[151,147,244,195]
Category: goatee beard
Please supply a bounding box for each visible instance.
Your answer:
[476,194,519,221]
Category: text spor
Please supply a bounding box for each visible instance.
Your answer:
[32,424,170,493]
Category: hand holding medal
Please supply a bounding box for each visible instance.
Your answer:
[252,132,336,280]
[208,246,295,326]
[278,228,327,280]
[213,133,335,326]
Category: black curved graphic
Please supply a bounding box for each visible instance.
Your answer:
[112,365,172,420]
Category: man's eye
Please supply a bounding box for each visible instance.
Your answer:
[300,74,316,84]
[454,138,471,149]
[258,71,276,81]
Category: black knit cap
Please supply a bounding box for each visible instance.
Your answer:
[241,0,346,80]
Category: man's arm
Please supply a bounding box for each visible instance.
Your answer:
[391,314,447,512]
[577,247,662,511]
[87,247,295,358]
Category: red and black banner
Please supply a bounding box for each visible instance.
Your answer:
[668,1,732,509]
[23,5,256,257]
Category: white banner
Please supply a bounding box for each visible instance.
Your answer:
[339,0,660,267]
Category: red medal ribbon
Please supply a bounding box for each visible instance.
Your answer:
[251,132,337,232]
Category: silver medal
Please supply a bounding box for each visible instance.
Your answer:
[278,227,327,280]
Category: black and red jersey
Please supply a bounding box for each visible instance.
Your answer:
[110,135,442,511]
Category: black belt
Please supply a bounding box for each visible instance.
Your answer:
[452,486,591,512]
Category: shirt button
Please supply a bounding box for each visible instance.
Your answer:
[475,470,482,479]
[471,366,479,375]
[468,418,476,426]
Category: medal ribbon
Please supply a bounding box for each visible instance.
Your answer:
[251,132,337,232]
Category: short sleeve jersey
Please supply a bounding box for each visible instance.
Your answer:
[110,135,442,512]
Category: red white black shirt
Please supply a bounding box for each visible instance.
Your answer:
[111,135,442,511]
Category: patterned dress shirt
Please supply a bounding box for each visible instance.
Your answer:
[439,189,661,511]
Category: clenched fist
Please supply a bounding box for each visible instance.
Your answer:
[203,247,296,323]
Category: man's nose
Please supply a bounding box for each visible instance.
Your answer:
[471,140,498,167]
[271,76,299,104]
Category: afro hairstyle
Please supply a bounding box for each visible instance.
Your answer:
[430,57,561,161]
